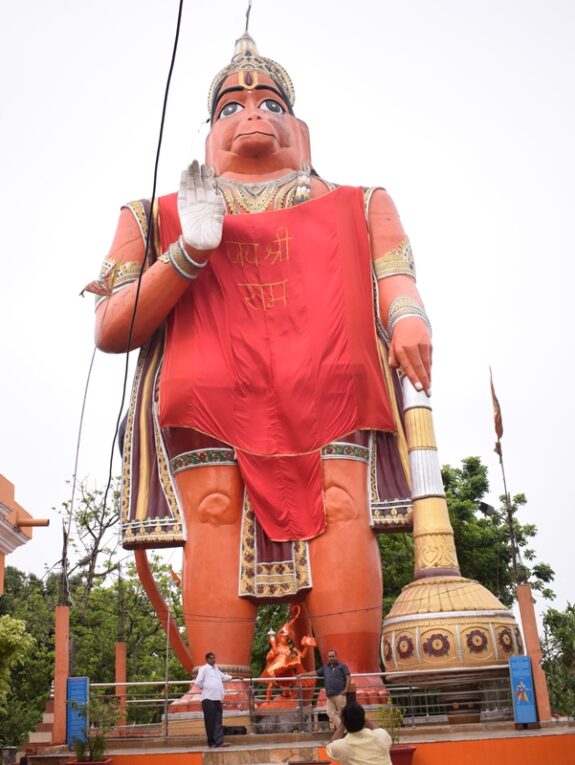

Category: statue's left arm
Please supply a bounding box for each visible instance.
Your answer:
[368,188,432,395]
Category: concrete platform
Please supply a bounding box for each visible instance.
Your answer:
[27,720,575,765]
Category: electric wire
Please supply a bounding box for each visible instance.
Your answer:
[60,0,186,596]
[99,0,185,515]
[59,346,97,603]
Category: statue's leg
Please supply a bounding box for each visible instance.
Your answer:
[305,458,383,680]
[175,464,257,671]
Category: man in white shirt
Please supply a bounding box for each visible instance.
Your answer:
[194,651,232,747]
[326,702,392,765]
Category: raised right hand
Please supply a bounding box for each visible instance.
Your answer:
[178,160,225,251]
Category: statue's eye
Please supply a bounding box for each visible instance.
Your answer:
[260,99,284,114]
[219,102,244,119]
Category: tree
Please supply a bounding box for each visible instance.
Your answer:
[378,533,414,616]
[443,456,554,607]
[68,556,184,685]
[0,475,185,746]
[58,479,121,609]
[0,615,34,721]
[379,456,554,614]
[542,603,575,716]
[0,569,58,746]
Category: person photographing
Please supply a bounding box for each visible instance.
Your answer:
[326,701,392,765]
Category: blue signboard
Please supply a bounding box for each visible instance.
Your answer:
[509,656,537,724]
[67,676,89,745]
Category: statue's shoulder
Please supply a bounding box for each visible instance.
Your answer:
[362,185,390,207]
[311,176,393,219]
[362,187,401,220]
[310,176,366,199]
[122,199,152,241]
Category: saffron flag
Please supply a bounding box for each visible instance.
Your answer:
[489,367,503,456]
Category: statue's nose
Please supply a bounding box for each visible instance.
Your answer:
[244,99,264,120]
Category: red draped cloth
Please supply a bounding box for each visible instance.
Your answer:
[158,186,394,541]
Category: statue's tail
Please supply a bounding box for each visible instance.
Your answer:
[134,548,195,674]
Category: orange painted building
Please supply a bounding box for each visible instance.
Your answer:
[0,474,48,594]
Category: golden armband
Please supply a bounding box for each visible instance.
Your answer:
[373,238,416,280]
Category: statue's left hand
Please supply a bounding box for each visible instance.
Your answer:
[388,317,432,396]
[178,160,225,251]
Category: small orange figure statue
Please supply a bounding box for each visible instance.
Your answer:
[260,606,317,703]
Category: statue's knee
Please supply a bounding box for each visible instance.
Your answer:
[324,485,358,523]
[197,492,241,526]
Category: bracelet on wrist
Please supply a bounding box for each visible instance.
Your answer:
[386,296,432,336]
[166,242,198,281]
[178,236,208,269]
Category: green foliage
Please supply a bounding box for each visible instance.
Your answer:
[443,457,554,607]
[443,457,514,606]
[0,569,58,745]
[378,701,404,744]
[542,603,575,716]
[57,478,183,685]
[378,533,414,616]
[70,694,119,761]
[0,615,35,714]
[0,477,186,745]
[57,479,122,609]
[250,604,290,676]
[379,457,554,616]
[66,555,184,686]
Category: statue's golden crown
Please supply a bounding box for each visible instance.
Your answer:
[208,32,295,113]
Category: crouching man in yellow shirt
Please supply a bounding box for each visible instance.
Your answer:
[326,702,392,765]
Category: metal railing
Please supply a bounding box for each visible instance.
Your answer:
[89,668,514,739]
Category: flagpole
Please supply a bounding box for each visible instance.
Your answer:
[495,439,521,583]
[489,369,552,722]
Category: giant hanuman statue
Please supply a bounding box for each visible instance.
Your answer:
[88,32,521,692]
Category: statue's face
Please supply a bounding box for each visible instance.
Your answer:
[206,74,310,176]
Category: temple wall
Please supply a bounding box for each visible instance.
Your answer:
[321,731,575,765]
[91,729,575,765]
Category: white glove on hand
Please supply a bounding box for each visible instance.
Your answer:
[177,160,225,251]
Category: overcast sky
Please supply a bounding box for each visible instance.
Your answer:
[1,0,573,627]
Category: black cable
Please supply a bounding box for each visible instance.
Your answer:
[59,346,98,604]
[61,0,186,590]
[100,0,186,514]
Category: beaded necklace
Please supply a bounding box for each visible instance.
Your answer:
[216,168,311,214]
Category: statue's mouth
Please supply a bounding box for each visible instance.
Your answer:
[236,130,275,139]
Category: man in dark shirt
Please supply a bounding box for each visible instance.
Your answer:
[301,649,351,729]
